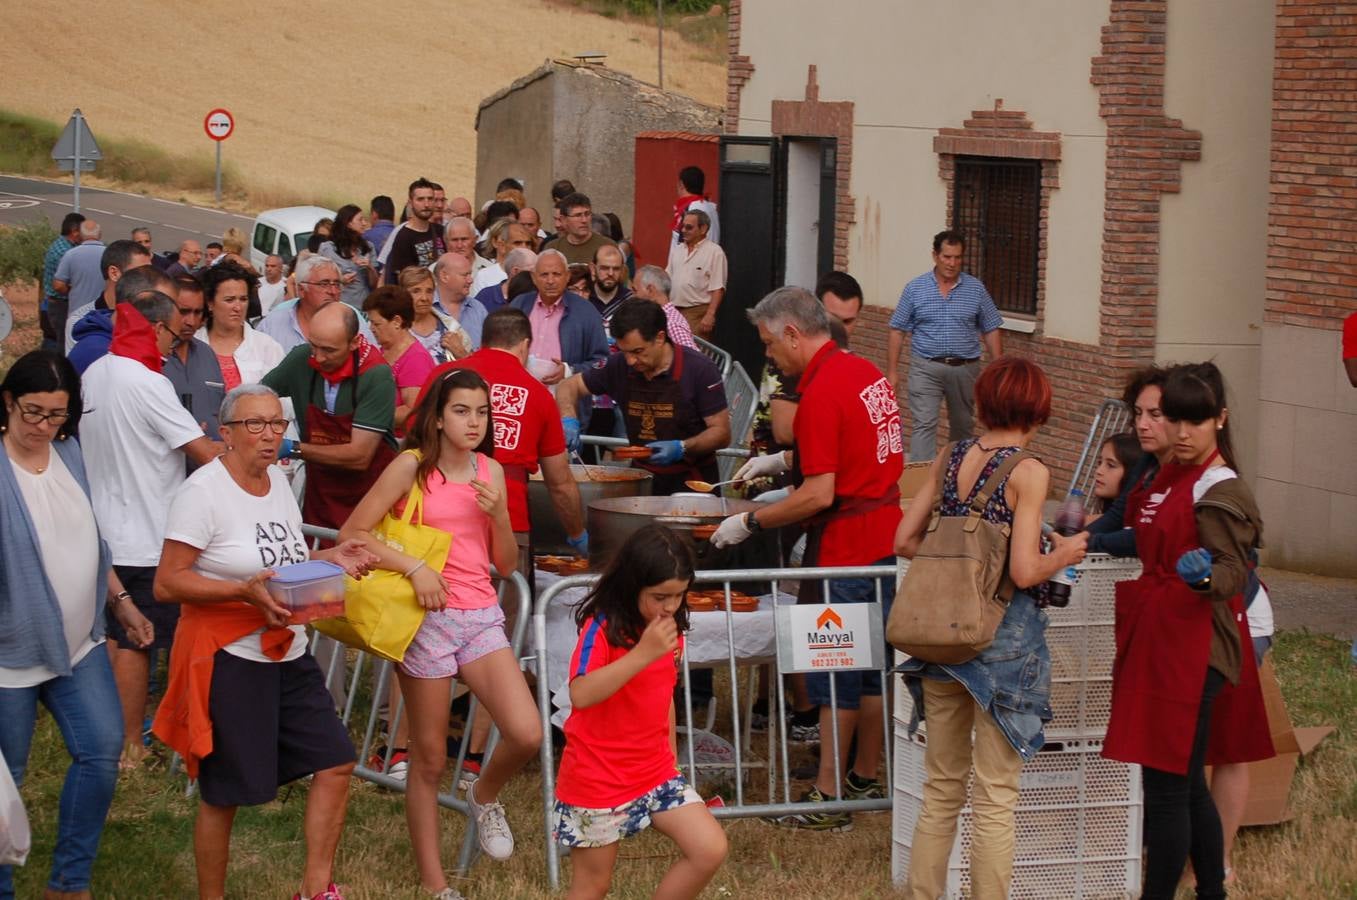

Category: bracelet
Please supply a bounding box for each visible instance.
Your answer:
[404,561,427,579]
[113,591,133,606]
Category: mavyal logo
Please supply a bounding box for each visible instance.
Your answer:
[807,607,855,649]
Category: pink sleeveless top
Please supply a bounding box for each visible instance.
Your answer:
[418,452,499,610]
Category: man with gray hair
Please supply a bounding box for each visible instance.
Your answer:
[256,255,345,352]
[443,215,492,280]
[666,207,727,338]
[431,250,489,357]
[711,285,903,832]
[509,249,608,388]
[475,246,537,314]
[52,219,108,333]
[80,287,223,769]
[632,264,696,350]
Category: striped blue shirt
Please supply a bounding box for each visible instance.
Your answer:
[889,271,1003,359]
[42,236,74,306]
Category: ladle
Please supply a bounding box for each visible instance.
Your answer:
[683,477,743,493]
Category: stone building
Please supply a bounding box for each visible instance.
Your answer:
[722,0,1356,574]
[475,58,720,235]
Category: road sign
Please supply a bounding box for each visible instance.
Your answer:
[51,109,101,212]
[204,108,234,141]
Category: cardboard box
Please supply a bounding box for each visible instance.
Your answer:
[1214,655,1333,827]
[899,462,933,510]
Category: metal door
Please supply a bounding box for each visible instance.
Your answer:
[717,136,780,378]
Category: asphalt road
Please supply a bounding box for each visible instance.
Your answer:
[0,174,254,256]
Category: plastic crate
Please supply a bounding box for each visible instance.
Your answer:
[892,730,1142,898]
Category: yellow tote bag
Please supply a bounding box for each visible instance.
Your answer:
[313,475,451,663]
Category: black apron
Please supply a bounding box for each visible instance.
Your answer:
[620,345,718,496]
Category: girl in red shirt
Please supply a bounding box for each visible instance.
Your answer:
[555,526,728,899]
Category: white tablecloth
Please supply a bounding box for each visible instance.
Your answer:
[529,568,795,720]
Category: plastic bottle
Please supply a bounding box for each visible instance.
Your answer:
[1045,490,1086,608]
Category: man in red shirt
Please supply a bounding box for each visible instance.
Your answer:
[412,308,587,566]
[712,286,903,831]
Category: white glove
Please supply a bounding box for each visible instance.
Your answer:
[711,512,754,549]
[734,451,790,483]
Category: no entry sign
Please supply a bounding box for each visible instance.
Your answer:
[204,108,234,141]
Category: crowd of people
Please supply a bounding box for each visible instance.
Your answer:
[1,171,1276,900]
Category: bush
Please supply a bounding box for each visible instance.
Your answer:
[0,219,58,286]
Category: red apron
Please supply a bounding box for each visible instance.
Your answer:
[302,361,398,531]
[1103,453,1273,773]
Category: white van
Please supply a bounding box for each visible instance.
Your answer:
[249,206,335,271]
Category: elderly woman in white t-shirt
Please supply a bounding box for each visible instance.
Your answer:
[0,350,153,899]
[196,260,286,390]
[152,384,376,900]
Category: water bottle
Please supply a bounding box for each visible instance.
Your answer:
[1045,490,1085,608]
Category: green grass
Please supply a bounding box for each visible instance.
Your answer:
[0,108,246,198]
[547,0,728,63]
[9,631,1354,898]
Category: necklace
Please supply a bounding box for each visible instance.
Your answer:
[3,437,48,474]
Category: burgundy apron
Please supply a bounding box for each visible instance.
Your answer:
[621,345,716,495]
[1103,453,1273,774]
[302,357,398,531]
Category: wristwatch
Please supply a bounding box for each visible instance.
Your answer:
[745,511,763,533]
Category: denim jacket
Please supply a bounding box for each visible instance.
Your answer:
[897,588,1053,760]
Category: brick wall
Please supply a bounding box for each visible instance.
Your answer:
[1266,1,1357,330]
[725,0,753,134]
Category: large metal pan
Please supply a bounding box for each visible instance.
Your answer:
[528,464,653,554]
[587,494,777,572]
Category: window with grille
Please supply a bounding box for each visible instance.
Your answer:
[951,157,1041,316]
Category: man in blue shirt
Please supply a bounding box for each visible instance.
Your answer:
[886,230,1003,461]
[41,212,84,348]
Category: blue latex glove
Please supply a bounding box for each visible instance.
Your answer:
[646,440,685,466]
[278,437,297,460]
[562,417,581,454]
[1176,548,1213,586]
[566,530,590,558]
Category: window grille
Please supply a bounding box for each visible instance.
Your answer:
[952,157,1041,316]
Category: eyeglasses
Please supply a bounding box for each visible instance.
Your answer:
[16,404,71,425]
[223,418,292,435]
[304,280,344,291]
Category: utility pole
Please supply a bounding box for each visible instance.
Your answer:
[656,0,665,90]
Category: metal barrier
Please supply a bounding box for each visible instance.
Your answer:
[1067,398,1132,509]
[694,334,734,379]
[718,362,759,483]
[532,563,898,889]
[302,524,534,875]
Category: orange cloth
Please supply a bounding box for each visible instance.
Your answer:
[151,602,295,778]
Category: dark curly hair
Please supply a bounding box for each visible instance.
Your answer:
[573,525,693,648]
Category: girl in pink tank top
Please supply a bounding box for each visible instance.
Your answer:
[340,368,542,894]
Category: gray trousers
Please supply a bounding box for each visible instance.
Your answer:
[907,357,981,461]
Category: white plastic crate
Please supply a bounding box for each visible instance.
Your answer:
[892,729,1142,898]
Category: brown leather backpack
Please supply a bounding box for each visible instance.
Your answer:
[886,443,1035,665]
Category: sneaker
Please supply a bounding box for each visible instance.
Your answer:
[765,786,853,832]
[428,888,465,900]
[456,757,482,794]
[467,782,515,860]
[788,721,820,744]
[292,883,345,900]
[367,747,409,785]
[843,771,886,801]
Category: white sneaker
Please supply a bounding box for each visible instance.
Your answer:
[429,888,465,900]
[467,783,514,860]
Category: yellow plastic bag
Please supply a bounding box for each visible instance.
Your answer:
[313,478,450,663]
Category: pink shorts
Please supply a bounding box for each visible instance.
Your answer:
[399,604,509,679]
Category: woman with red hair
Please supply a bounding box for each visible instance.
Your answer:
[894,356,1087,899]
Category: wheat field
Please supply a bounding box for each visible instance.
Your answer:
[0,0,725,207]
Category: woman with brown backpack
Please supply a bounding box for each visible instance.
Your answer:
[893,357,1087,899]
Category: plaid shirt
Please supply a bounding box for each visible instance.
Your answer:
[42,236,74,305]
[889,270,1003,359]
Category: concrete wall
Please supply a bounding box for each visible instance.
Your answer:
[476,63,719,236]
[1157,0,1274,483]
[735,0,1108,341]
[475,72,556,217]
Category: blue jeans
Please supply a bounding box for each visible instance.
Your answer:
[805,558,894,711]
[0,647,123,898]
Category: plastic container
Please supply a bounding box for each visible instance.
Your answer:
[265,560,346,625]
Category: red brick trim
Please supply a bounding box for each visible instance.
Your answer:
[725,0,753,133]
[933,103,1061,333]
[769,65,855,271]
[1265,0,1357,330]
